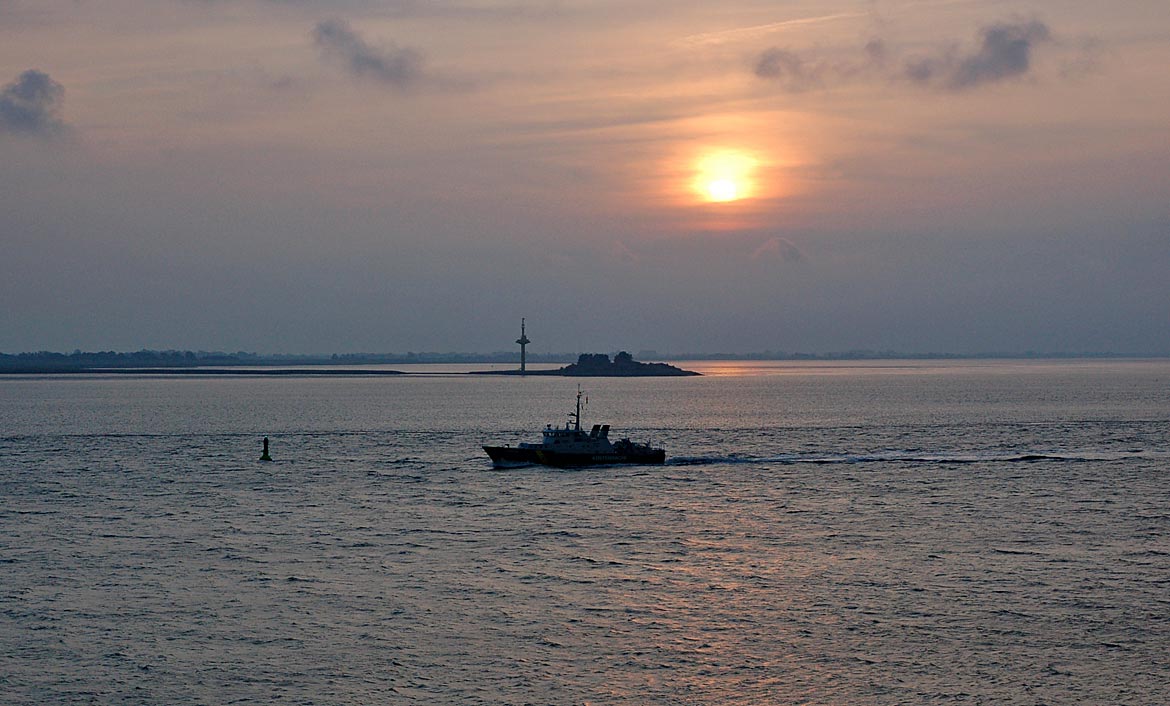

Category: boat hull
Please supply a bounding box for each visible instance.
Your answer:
[483,445,665,468]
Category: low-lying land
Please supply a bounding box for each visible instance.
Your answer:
[477,352,698,376]
[1,350,698,376]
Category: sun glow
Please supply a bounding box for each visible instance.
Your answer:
[706,178,739,202]
[694,150,757,203]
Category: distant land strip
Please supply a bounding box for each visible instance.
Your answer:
[0,352,699,376]
[25,368,407,376]
[475,353,698,376]
[0,348,1162,375]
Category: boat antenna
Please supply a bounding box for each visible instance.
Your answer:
[573,385,583,431]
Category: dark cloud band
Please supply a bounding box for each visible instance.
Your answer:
[907,20,1052,90]
[754,18,1059,93]
[312,17,423,88]
[0,69,66,136]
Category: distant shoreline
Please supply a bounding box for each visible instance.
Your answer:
[1,349,1166,376]
[0,355,701,377]
[0,368,409,376]
[3,356,1169,377]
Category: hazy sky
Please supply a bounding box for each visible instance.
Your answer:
[2,0,1168,355]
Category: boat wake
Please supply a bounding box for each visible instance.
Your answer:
[666,450,1166,467]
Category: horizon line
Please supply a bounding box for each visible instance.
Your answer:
[3,349,1169,362]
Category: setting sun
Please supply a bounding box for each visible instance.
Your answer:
[694,150,757,203]
[705,178,739,202]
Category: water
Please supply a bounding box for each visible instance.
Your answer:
[2,360,1168,704]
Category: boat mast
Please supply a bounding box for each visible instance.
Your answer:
[573,385,583,431]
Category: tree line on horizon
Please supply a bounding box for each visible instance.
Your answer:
[0,349,575,371]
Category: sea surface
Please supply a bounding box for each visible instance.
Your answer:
[2,359,1168,704]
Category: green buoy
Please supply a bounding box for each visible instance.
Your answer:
[260,436,272,462]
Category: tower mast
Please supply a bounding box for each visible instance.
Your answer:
[516,318,531,373]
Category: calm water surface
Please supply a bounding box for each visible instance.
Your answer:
[2,360,1168,704]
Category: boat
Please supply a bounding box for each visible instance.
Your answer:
[483,387,666,468]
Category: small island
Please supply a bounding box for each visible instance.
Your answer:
[559,351,699,376]
[478,351,699,377]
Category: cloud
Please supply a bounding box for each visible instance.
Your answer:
[753,36,889,92]
[753,48,823,92]
[312,18,423,88]
[1056,36,1104,80]
[0,69,67,136]
[753,19,1062,94]
[863,38,887,67]
[905,20,1052,90]
[680,12,867,47]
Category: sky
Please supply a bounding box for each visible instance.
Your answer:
[2,0,1168,355]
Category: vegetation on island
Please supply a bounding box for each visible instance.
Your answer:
[474,352,699,376]
[555,352,699,376]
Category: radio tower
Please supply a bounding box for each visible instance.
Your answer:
[516,318,531,373]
